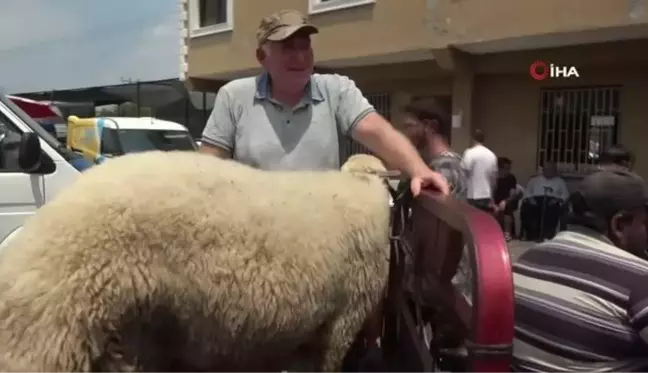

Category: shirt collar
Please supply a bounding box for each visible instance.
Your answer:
[254,71,324,103]
[562,225,615,246]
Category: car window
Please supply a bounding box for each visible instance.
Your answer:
[100,127,122,156]
[117,129,196,153]
[0,110,23,172]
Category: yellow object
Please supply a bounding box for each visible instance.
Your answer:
[66,116,102,164]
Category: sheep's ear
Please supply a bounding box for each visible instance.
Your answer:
[373,170,402,179]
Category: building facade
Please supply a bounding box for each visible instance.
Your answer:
[180,0,648,184]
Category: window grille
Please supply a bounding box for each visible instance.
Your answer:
[340,92,391,164]
[537,87,620,173]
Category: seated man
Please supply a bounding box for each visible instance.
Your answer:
[493,157,522,241]
[513,170,648,371]
[520,161,569,241]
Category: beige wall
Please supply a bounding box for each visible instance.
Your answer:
[473,69,648,184]
[185,0,648,80]
[186,0,433,79]
[427,0,648,49]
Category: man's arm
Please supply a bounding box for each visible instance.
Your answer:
[198,86,235,159]
[488,161,498,191]
[199,143,232,158]
[333,75,430,179]
[628,280,648,346]
[353,113,431,178]
[557,178,570,201]
[460,150,472,175]
[523,178,537,200]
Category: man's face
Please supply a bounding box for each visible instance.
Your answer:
[613,209,648,258]
[499,163,511,177]
[401,113,426,149]
[543,163,557,178]
[261,33,314,91]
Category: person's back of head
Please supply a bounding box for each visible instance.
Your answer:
[600,145,633,169]
[567,169,647,257]
[497,157,512,175]
[472,128,485,145]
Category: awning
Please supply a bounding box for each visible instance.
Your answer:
[7,95,61,119]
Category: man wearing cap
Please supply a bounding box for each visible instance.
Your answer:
[600,144,634,172]
[198,9,448,196]
[512,170,648,371]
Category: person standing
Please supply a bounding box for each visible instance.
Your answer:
[493,157,523,240]
[399,99,466,198]
[198,9,448,196]
[461,129,498,211]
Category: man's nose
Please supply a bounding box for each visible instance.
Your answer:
[290,49,309,63]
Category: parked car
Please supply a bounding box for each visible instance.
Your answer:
[66,116,197,164]
[0,90,89,250]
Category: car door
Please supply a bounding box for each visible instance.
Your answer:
[0,108,45,245]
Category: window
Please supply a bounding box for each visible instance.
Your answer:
[188,0,233,37]
[100,128,122,156]
[0,110,23,171]
[102,128,196,156]
[340,92,391,164]
[537,87,620,174]
[308,0,376,15]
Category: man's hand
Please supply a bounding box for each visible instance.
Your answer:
[352,113,450,196]
[410,167,450,196]
[498,200,507,211]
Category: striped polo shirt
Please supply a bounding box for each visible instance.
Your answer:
[513,227,648,371]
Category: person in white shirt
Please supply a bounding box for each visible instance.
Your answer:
[520,161,570,241]
[461,129,498,212]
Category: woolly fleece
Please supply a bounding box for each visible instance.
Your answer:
[0,151,391,372]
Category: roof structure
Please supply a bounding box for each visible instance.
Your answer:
[14,79,185,107]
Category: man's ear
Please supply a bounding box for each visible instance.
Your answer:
[610,212,626,243]
[256,48,266,64]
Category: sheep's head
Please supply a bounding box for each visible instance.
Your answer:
[341,154,400,179]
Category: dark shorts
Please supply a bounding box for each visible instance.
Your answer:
[467,198,493,213]
[497,199,519,215]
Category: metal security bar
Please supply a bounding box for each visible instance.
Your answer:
[340,92,391,164]
[537,87,620,173]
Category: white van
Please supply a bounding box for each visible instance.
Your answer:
[0,92,86,248]
[66,116,197,164]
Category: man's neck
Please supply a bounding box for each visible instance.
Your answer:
[271,87,303,107]
[267,75,308,107]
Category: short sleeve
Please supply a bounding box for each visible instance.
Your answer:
[333,75,376,137]
[201,86,236,151]
[628,278,648,344]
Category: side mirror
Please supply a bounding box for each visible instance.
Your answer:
[18,132,42,172]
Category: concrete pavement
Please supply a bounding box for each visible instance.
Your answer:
[507,239,534,262]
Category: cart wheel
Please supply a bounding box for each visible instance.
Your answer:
[380,191,514,372]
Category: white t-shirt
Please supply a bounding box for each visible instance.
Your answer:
[461,144,498,200]
[524,175,569,201]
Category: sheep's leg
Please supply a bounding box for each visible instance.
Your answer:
[320,305,368,372]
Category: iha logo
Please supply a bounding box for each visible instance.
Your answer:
[529,60,580,81]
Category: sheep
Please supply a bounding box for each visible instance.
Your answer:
[0,150,392,372]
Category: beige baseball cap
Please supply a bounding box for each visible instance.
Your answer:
[256,9,319,45]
